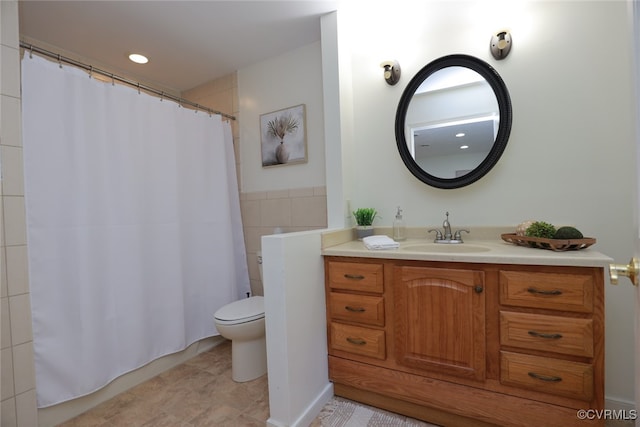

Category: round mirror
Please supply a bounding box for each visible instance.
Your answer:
[395,54,512,189]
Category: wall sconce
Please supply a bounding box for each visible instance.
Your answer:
[380,60,401,85]
[490,31,512,60]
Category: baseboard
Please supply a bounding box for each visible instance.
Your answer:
[266,382,334,427]
[606,397,636,412]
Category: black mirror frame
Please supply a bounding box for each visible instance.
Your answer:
[395,54,512,189]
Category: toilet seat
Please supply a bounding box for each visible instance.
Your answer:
[214,296,265,325]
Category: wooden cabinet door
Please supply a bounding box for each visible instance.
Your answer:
[394,266,486,381]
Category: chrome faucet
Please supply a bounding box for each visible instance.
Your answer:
[442,211,452,240]
[428,212,469,244]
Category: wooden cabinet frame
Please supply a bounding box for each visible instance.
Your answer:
[324,256,605,427]
[394,265,486,381]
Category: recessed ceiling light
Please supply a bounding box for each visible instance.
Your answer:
[129,53,149,64]
[456,132,465,138]
[460,145,469,150]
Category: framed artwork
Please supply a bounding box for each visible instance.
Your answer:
[260,104,307,167]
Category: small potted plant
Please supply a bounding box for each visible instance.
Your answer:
[353,208,377,240]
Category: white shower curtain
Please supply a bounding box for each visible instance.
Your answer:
[21,54,250,407]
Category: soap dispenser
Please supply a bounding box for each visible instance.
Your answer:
[393,206,406,241]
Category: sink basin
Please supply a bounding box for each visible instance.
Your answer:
[401,243,492,253]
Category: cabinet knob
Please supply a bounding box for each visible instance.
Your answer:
[474,285,483,293]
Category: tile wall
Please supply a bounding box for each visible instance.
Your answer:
[182,73,240,185]
[240,187,327,295]
[1,1,39,426]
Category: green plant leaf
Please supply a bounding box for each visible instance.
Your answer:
[353,208,377,226]
[525,221,556,239]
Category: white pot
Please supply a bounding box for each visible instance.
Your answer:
[355,226,374,240]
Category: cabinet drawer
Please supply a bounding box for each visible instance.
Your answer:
[500,311,593,357]
[328,261,384,293]
[500,351,593,401]
[329,292,385,326]
[500,271,593,313]
[330,323,386,360]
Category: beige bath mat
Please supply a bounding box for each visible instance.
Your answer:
[316,396,439,427]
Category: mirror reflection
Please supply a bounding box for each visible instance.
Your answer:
[395,54,512,189]
[406,67,499,178]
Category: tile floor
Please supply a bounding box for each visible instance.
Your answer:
[59,340,269,426]
[58,341,635,427]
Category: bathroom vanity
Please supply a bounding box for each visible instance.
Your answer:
[322,230,611,427]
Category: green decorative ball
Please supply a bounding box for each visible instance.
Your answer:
[553,226,583,239]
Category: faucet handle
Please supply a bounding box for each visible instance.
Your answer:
[428,229,443,241]
[454,229,470,241]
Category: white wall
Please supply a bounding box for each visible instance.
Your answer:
[237,0,636,412]
[261,230,331,427]
[238,42,333,426]
[238,41,326,193]
[325,1,636,405]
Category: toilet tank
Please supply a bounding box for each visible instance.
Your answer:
[250,251,263,297]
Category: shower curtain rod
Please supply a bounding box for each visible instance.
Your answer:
[20,42,236,121]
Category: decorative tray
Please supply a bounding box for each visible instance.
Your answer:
[501,233,596,251]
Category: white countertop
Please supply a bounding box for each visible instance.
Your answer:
[321,229,613,268]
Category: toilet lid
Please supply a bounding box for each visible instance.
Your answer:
[214,296,265,323]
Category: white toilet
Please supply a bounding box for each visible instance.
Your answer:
[214,251,266,382]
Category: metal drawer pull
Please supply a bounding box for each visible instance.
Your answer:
[527,287,562,296]
[528,372,562,382]
[345,306,366,313]
[528,331,563,340]
[346,337,367,346]
[344,274,365,280]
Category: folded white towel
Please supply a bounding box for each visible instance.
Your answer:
[363,235,399,250]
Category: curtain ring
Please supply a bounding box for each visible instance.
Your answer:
[160,91,164,102]
[29,46,33,59]
[58,54,62,68]
[111,74,115,86]
[89,66,93,79]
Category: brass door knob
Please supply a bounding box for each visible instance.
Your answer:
[609,258,639,286]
